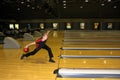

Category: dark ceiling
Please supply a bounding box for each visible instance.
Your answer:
[0,0,120,20]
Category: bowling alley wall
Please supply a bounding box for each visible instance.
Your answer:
[0,18,120,32]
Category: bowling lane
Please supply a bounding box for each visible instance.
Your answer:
[56,78,120,80]
[63,41,120,45]
[64,31,120,37]
[59,58,120,68]
[62,45,120,48]
[0,31,63,80]
[56,31,120,80]
[61,50,120,56]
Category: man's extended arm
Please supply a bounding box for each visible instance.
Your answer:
[25,42,36,48]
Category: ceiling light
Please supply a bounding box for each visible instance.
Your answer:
[63,0,66,3]
[113,6,117,8]
[32,7,35,9]
[63,6,66,8]
[80,6,83,8]
[63,4,66,6]
[108,0,111,2]
[17,8,20,10]
[27,4,30,7]
[101,3,104,6]
[21,1,24,4]
[27,0,30,2]
[85,0,88,2]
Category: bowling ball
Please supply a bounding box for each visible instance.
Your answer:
[23,47,29,52]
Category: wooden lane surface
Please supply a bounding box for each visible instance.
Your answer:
[57,31,120,80]
[64,34,120,38]
[64,31,120,39]
[63,38,120,41]
[63,39,120,48]
[64,36,120,39]
[0,31,120,80]
[63,41,120,45]
[0,48,57,80]
[62,45,120,48]
[61,50,120,56]
[59,58,120,68]
[56,78,120,80]
[64,30,120,36]
[64,30,120,33]
[0,31,64,80]
[63,34,120,45]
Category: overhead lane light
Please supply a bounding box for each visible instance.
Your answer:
[85,0,88,3]
[63,3,66,6]
[63,0,67,8]
[101,3,105,6]
[113,6,117,8]
[63,0,66,3]
[108,0,111,2]
[80,6,83,8]
[63,6,66,8]
[21,1,24,4]
[27,4,30,7]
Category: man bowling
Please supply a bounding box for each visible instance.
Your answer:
[20,30,55,63]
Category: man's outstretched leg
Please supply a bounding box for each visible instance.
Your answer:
[43,45,55,63]
[20,48,40,60]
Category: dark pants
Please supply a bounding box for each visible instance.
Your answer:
[24,44,53,59]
